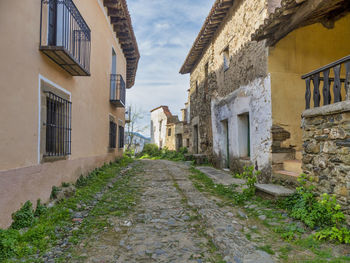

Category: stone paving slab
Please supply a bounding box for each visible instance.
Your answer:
[196,166,295,197]
[196,166,246,186]
[255,184,295,197]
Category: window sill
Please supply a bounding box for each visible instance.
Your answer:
[42,155,68,163]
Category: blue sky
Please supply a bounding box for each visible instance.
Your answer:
[126,0,213,136]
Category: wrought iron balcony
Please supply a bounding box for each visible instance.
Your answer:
[302,55,350,109]
[110,74,126,107]
[40,0,91,76]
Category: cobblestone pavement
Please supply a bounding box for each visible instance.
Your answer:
[73,160,274,263]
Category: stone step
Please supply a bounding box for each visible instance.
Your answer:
[196,166,295,198]
[283,160,302,174]
[255,183,295,198]
[273,170,299,184]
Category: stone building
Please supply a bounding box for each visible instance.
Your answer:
[150,106,179,149]
[0,0,139,227]
[180,0,350,186]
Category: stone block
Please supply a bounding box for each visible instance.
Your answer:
[336,139,350,147]
[304,141,320,154]
[329,128,346,139]
[322,141,337,153]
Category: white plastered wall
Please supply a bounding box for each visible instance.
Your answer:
[150,109,168,148]
[211,76,272,171]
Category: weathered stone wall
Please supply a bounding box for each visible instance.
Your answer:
[165,123,176,150]
[302,102,350,214]
[187,0,269,162]
[216,41,268,97]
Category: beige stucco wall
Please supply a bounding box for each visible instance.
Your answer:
[0,0,129,227]
[269,14,350,151]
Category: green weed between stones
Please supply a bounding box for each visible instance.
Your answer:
[0,156,133,262]
[189,167,249,205]
[171,175,225,263]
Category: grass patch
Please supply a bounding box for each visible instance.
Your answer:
[257,244,275,255]
[0,156,133,262]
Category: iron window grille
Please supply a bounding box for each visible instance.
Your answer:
[44,91,72,157]
[109,121,117,149]
[119,125,125,148]
[110,74,126,107]
[40,0,91,76]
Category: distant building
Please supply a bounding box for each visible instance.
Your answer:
[125,132,151,154]
[150,106,179,149]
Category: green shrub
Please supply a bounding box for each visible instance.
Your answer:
[140,144,186,161]
[11,201,35,230]
[34,200,47,217]
[50,186,60,200]
[0,229,20,260]
[61,182,70,187]
[142,144,160,157]
[235,166,259,197]
[280,174,349,243]
[314,226,350,244]
[179,147,188,155]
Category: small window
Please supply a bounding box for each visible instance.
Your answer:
[195,80,199,94]
[204,63,209,78]
[119,125,125,148]
[109,121,117,148]
[168,128,172,136]
[223,47,230,71]
[44,91,72,157]
[187,139,190,147]
[159,120,163,132]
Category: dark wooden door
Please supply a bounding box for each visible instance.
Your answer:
[48,0,57,45]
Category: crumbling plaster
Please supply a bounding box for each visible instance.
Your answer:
[211,76,273,177]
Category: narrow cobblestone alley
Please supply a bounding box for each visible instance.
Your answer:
[72,160,274,263]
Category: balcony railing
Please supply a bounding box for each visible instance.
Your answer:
[110,74,126,107]
[302,55,350,109]
[40,0,91,76]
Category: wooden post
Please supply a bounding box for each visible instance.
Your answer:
[312,73,320,108]
[305,77,311,109]
[333,65,342,103]
[323,69,331,105]
[346,62,350,101]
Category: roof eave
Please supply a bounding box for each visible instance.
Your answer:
[179,0,234,75]
[104,0,140,88]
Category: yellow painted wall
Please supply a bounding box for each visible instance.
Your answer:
[0,0,127,170]
[269,14,350,150]
[0,0,130,227]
